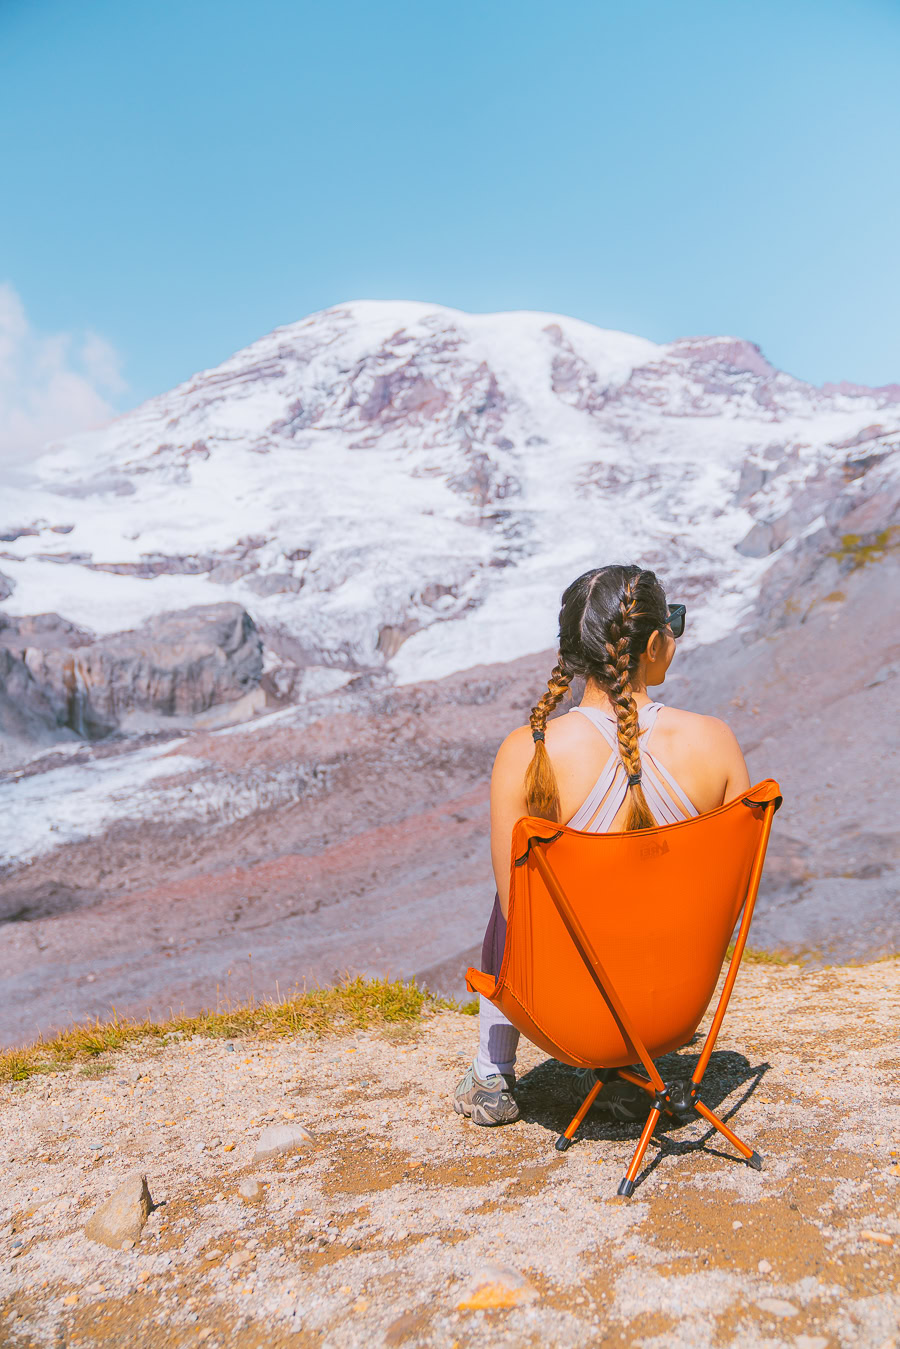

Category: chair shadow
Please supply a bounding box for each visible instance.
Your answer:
[514,1039,771,1186]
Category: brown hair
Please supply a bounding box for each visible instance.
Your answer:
[524,564,669,830]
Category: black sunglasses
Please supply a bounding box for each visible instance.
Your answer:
[666,604,686,639]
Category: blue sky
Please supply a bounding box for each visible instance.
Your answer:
[1,0,899,432]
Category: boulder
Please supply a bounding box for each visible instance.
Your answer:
[84,1173,154,1249]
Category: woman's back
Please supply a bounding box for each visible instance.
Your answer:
[550,697,749,830]
[491,696,750,913]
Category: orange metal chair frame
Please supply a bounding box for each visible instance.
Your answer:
[467,780,782,1196]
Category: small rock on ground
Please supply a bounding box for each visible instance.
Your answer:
[83,1173,153,1249]
[252,1122,315,1163]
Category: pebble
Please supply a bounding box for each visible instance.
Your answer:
[239,1179,264,1203]
[732,1220,743,1230]
[859,1229,893,1246]
[757,1259,772,1274]
[457,1263,540,1310]
[228,1249,253,1270]
[84,1173,154,1250]
[252,1123,316,1163]
[756,1298,799,1317]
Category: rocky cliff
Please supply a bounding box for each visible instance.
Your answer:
[0,604,263,762]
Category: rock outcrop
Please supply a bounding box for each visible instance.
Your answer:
[0,603,263,757]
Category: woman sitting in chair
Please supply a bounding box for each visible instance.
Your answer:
[453,562,751,1125]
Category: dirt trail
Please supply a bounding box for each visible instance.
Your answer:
[2,959,899,1348]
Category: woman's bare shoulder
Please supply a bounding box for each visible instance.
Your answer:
[493,722,536,770]
[493,709,585,777]
[656,704,743,747]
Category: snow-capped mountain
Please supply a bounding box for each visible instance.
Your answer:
[1,300,898,690]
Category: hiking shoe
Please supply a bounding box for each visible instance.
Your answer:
[562,1066,604,1105]
[596,1078,650,1122]
[453,1060,520,1126]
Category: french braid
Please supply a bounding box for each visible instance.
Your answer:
[524,659,572,820]
[601,576,656,831]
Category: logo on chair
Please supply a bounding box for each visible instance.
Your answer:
[640,838,670,861]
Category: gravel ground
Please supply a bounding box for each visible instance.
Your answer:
[2,959,899,1348]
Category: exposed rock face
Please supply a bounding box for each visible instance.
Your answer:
[0,644,79,757]
[0,603,263,750]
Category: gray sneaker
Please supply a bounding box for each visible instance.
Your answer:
[453,1060,520,1126]
[597,1078,651,1122]
[561,1069,649,1121]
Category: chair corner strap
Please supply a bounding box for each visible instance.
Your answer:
[741,792,783,812]
[514,829,564,866]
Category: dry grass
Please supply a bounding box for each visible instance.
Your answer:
[726,942,793,966]
[0,976,473,1085]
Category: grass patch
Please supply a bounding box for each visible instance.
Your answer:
[727,942,794,966]
[0,976,465,1085]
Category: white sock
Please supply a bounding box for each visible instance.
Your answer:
[475,994,520,1079]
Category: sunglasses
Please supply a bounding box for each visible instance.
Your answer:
[666,604,686,639]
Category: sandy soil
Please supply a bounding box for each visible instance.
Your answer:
[2,959,899,1348]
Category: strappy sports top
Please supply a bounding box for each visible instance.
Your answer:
[565,700,699,831]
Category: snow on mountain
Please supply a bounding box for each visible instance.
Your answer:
[1,299,898,688]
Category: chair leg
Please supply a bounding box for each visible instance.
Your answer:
[617,1105,662,1196]
[555,1077,604,1152]
[694,1100,763,1169]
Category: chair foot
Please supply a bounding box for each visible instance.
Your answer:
[748,1150,764,1172]
[555,1135,572,1152]
[617,1177,635,1197]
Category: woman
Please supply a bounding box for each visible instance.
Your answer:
[453,563,751,1125]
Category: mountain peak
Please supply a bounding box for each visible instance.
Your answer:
[1,303,896,693]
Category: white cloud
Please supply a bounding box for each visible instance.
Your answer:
[0,284,127,466]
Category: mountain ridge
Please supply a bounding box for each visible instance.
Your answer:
[1,301,897,717]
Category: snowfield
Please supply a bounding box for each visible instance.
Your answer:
[1,299,898,686]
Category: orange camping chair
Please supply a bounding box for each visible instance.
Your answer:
[466,779,782,1196]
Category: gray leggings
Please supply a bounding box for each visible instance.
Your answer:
[475,893,520,1078]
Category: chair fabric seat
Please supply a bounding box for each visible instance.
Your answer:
[467,779,782,1069]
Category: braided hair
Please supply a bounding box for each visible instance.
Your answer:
[524,564,669,829]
